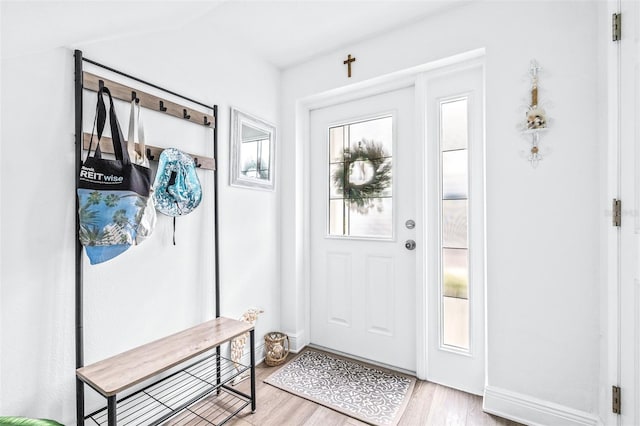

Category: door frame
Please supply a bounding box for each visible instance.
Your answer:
[603,0,622,424]
[293,48,485,380]
[607,0,640,424]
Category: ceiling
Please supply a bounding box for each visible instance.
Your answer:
[187,0,466,68]
[0,1,224,59]
[1,0,464,68]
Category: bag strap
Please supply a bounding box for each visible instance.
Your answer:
[127,99,148,165]
[87,86,130,164]
[85,89,106,161]
[86,105,100,161]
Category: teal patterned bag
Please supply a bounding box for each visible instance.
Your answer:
[152,148,202,217]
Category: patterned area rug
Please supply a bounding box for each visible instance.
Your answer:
[264,350,415,426]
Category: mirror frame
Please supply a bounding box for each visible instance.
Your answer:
[230,107,277,191]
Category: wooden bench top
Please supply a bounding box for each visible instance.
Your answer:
[76,317,253,397]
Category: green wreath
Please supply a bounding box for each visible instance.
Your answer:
[332,139,392,211]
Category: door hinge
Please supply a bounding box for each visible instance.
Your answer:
[613,13,621,41]
[612,385,621,414]
[613,199,622,227]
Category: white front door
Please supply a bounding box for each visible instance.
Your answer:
[309,87,417,372]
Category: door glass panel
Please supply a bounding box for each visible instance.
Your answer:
[442,150,468,200]
[441,98,468,151]
[329,164,345,199]
[440,97,470,351]
[328,116,393,238]
[443,248,468,298]
[348,198,393,238]
[329,126,345,162]
[442,200,468,248]
[329,200,346,235]
[348,116,393,156]
[443,298,469,349]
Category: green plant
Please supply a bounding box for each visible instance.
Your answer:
[0,417,64,426]
[332,139,392,213]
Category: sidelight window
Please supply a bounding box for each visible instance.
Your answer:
[440,98,470,351]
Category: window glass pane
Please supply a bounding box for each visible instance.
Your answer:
[329,199,346,236]
[344,158,393,199]
[330,164,346,199]
[328,116,393,239]
[441,98,468,151]
[443,297,469,349]
[374,159,393,198]
[329,126,345,163]
[442,248,468,298]
[348,159,376,186]
[442,150,468,200]
[442,248,469,349]
[442,200,468,248]
[349,116,393,156]
[348,198,392,238]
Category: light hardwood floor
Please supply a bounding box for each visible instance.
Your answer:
[221,353,522,426]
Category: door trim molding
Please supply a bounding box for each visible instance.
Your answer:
[603,0,621,424]
[294,48,486,380]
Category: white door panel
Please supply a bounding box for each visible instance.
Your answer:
[310,87,416,372]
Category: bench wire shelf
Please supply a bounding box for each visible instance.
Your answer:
[85,354,251,426]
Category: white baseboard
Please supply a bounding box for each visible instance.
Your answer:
[483,386,602,426]
[281,330,307,353]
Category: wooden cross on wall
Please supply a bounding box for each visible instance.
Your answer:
[343,54,356,78]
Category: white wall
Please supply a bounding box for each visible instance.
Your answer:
[280,1,601,423]
[0,10,280,425]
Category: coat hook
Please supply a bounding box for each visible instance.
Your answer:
[159,101,167,112]
[132,91,139,103]
[193,157,202,168]
[183,109,191,120]
[99,79,104,91]
[146,148,155,161]
[204,116,211,126]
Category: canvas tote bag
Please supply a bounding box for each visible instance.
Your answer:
[127,99,156,245]
[77,86,152,264]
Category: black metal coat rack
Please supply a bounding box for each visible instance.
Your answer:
[73,49,222,424]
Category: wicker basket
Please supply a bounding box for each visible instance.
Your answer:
[264,332,289,366]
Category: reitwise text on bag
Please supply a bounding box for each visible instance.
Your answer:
[80,166,124,184]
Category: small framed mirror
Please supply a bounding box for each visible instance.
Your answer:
[230,108,276,191]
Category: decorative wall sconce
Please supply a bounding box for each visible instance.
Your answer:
[521,59,549,167]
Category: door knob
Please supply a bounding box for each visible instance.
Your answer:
[405,240,416,250]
